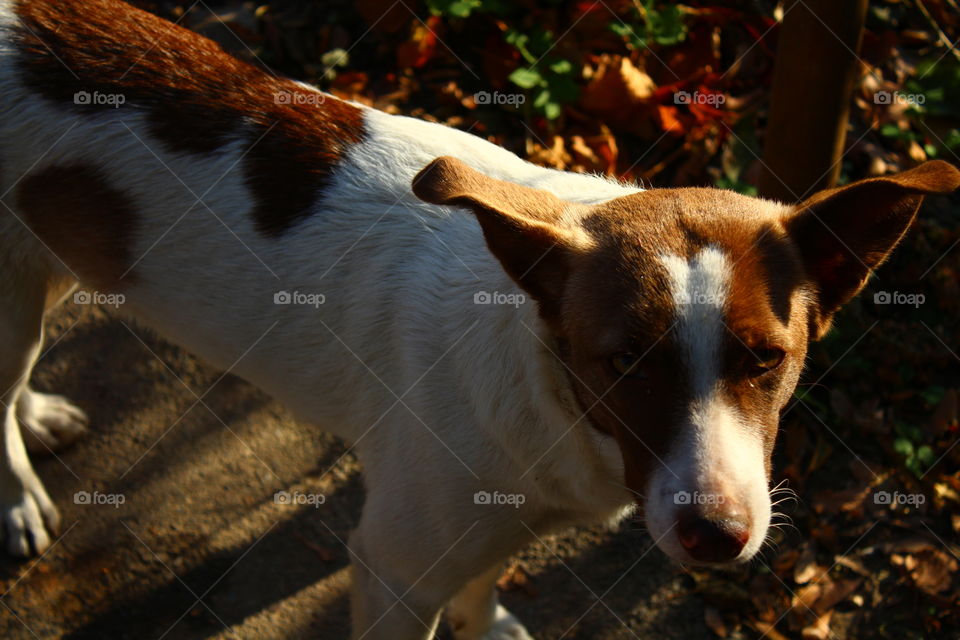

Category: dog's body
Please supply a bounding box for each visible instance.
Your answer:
[1,1,958,638]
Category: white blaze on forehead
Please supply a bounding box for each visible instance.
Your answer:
[660,246,731,397]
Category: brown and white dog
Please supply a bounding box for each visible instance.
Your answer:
[0,1,957,638]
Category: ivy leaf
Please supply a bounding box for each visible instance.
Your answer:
[649,5,687,46]
[426,0,482,18]
[509,67,543,89]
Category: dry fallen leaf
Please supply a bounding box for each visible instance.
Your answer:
[794,544,820,584]
[580,55,657,136]
[496,563,537,597]
[906,548,958,595]
[801,609,833,640]
[704,605,728,637]
[814,577,862,613]
[527,135,571,170]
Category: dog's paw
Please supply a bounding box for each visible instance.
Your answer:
[482,606,533,640]
[0,473,60,556]
[452,604,533,640]
[17,390,88,454]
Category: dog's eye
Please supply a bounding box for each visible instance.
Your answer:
[750,347,785,375]
[611,353,646,378]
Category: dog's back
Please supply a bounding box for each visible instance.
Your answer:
[0,0,635,476]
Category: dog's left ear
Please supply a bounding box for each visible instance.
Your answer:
[786,160,960,339]
[413,156,591,319]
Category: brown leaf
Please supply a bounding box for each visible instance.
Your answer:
[704,606,728,638]
[497,563,537,597]
[814,577,862,613]
[931,388,959,436]
[801,609,833,640]
[794,544,820,584]
[773,548,800,575]
[748,620,791,640]
[907,548,958,595]
[527,136,570,170]
[834,554,870,577]
[580,55,657,136]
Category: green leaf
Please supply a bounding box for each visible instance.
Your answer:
[650,5,687,45]
[543,100,562,120]
[425,0,482,17]
[549,59,573,74]
[533,88,551,108]
[880,123,902,138]
[894,437,914,458]
[509,67,543,89]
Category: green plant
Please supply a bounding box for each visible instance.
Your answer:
[611,1,688,48]
[893,420,934,478]
[506,28,579,120]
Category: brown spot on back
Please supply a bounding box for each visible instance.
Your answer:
[17,164,139,289]
[13,0,366,237]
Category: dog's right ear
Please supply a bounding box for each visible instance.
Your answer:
[785,160,960,339]
[413,156,591,318]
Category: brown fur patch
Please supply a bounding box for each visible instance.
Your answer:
[17,165,139,290]
[559,188,813,491]
[13,0,366,237]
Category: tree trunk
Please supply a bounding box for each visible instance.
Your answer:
[758,0,868,203]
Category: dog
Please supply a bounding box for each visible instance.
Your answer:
[1,1,958,638]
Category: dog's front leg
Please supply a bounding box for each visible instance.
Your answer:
[446,562,533,640]
[0,279,60,556]
[346,478,537,640]
[347,513,447,640]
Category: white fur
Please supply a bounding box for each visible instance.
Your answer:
[0,6,641,636]
[646,248,770,563]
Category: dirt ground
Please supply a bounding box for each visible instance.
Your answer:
[0,303,722,640]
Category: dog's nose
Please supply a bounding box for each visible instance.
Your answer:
[676,509,749,563]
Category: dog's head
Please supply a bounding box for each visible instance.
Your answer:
[413,157,960,565]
